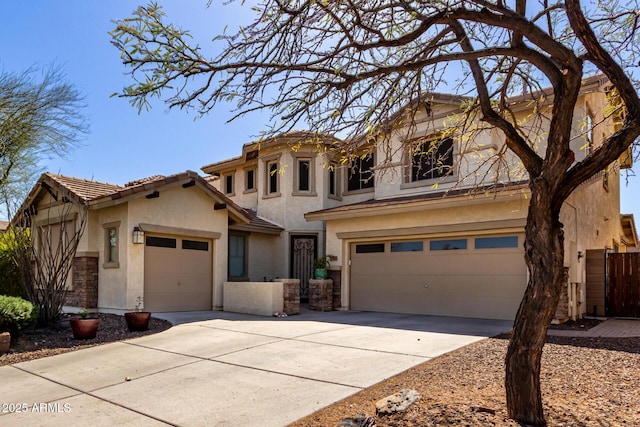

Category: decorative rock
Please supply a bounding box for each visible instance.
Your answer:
[375,389,420,415]
[336,413,376,427]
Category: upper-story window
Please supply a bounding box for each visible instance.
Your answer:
[328,164,337,197]
[346,154,375,192]
[224,174,234,195]
[265,160,280,196]
[245,168,255,192]
[408,137,454,183]
[298,159,310,192]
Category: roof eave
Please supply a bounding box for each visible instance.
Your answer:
[305,186,530,222]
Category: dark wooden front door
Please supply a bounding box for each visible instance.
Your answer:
[290,235,317,302]
[608,252,640,317]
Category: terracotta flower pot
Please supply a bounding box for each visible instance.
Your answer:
[0,332,10,354]
[124,312,151,332]
[70,318,100,340]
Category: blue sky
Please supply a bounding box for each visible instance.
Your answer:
[0,1,638,223]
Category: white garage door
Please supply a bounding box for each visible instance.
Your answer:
[350,234,527,320]
[144,235,213,312]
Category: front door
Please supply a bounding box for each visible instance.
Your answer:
[290,235,317,302]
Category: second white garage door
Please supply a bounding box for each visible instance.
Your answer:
[144,235,213,312]
[350,234,527,320]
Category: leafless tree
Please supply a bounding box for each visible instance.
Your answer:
[0,66,87,218]
[110,1,640,424]
[10,203,87,326]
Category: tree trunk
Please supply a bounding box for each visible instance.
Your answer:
[505,185,566,426]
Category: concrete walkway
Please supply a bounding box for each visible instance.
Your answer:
[547,318,640,338]
[0,311,511,427]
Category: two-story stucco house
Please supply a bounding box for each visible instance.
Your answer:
[14,76,637,319]
[202,75,637,320]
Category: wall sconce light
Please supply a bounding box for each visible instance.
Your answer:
[133,226,145,244]
[577,251,584,261]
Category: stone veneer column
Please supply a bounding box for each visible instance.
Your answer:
[327,269,341,309]
[275,278,300,315]
[553,267,570,322]
[68,253,99,308]
[308,279,333,311]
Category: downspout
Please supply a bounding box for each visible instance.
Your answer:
[564,201,580,320]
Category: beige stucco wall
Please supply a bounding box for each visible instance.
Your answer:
[94,203,129,310]
[223,281,284,316]
[124,185,229,311]
[247,233,278,281]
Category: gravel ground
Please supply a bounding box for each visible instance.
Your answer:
[0,313,171,366]
[291,334,640,427]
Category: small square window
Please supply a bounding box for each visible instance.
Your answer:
[355,243,385,253]
[430,239,467,251]
[474,236,518,249]
[391,241,423,252]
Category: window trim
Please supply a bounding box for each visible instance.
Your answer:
[327,163,341,200]
[244,166,257,194]
[292,154,317,196]
[223,172,235,196]
[102,221,121,269]
[228,231,249,281]
[263,156,281,199]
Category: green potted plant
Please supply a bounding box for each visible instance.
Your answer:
[124,296,151,332]
[70,309,100,339]
[313,256,331,279]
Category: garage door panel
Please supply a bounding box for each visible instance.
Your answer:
[350,234,527,320]
[144,236,213,312]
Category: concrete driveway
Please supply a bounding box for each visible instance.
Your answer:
[0,310,511,427]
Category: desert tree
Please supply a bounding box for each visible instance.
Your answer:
[0,66,87,218]
[10,203,88,326]
[111,1,640,424]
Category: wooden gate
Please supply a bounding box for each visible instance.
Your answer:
[607,252,640,317]
[290,235,317,302]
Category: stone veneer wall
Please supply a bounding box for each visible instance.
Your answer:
[67,255,99,308]
[553,267,570,322]
[309,279,333,311]
[279,278,300,315]
[328,268,341,309]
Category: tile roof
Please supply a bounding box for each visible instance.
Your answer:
[45,173,123,202]
[243,209,284,231]
[17,171,288,233]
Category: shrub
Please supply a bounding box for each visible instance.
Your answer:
[0,295,38,337]
[0,233,24,297]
